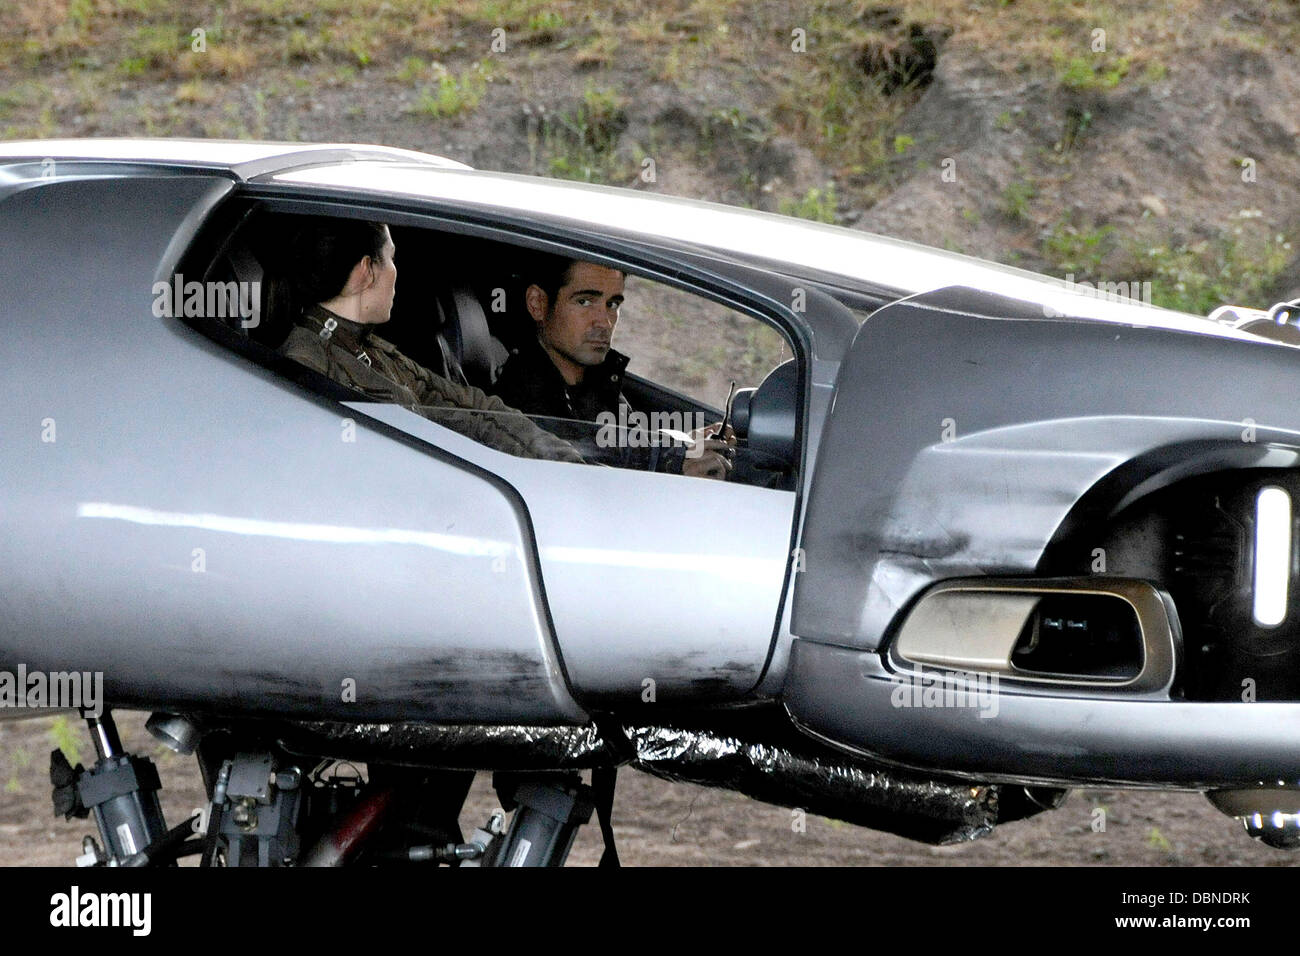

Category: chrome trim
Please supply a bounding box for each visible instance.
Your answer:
[1207,788,1300,849]
[889,577,1177,694]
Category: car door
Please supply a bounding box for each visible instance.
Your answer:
[0,170,589,726]
[270,205,813,704]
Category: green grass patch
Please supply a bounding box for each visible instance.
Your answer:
[1001,179,1037,221]
[771,5,926,202]
[1042,221,1114,274]
[1146,827,1173,852]
[540,83,631,183]
[459,0,554,29]
[1055,51,1131,91]
[0,80,52,119]
[1041,213,1292,316]
[414,60,496,118]
[48,715,82,768]
[528,10,565,32]
[779,184,838,223]
[396,55,431,82]
[117,22,188,75]
[1137,228,1291,315]
[286,27,327,62]
[1141,60,1167,83]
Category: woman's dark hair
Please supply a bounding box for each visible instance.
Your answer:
[283,217,389,306]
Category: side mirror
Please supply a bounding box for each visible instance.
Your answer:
[734,360,798,464]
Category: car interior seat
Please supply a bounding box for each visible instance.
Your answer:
[436,285,509,391]
[223,243,299,351]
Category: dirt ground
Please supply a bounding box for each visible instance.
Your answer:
[1,710,1294,867]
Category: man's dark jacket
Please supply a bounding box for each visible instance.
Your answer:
[492,338,632,423]
[491,338,689,473]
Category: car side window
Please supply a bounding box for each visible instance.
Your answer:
[615,275,792,411]
[190,209,797,487]
[477,261,798,488]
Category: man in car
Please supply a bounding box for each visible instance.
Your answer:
[492,254,732,480]
[277,219,712,477]
[278,217,583,463]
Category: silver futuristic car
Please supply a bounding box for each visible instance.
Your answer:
[3,138,1300,866]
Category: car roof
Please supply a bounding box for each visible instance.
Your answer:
[0,138,471,178]
[271,160,1265,341]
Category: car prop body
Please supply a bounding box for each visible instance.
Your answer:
[3,139,1299,863]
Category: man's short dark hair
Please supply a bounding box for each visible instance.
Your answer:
[284,217,388,305]
[523,253,626,309]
